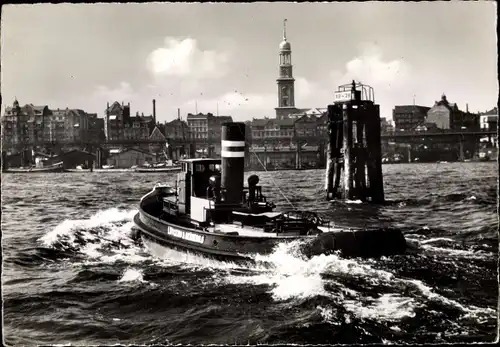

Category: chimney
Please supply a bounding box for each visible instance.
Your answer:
[177,108,180,120]
[153,99,156,124]
[466,103,469,113]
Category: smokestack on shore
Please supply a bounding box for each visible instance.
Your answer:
[153,99,156,124]
[221,122,246,204]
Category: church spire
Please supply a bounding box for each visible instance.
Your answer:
[275,19,295,119]
[283,18,287,41]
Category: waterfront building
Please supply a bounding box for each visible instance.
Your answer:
[392,105,430,132]
[64,109,91,142]
[479,107,498,130]
[479,107,498,147]
[104,101,130,141]
[104,101,154,141]
[249,118,296,145]
[186,113,233,156]
[186,113,232,140]
[164,118,189,141]
[380,117,395,133]
[248,144,321,170]
[106,147,153,168]
[2,100,52,150]
[426,94,479,131]
[87,113,106,142]
[148,125,167,159]
[126,112,153,141]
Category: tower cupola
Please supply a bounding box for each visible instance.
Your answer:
[275,19,295,117]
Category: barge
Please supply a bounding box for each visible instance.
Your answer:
[133,122,407,261]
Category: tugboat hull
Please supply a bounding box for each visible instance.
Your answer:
[133,211,310,261]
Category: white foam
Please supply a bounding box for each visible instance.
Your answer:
[407,279,496,319]
[421,244,492,259]
[344,294,417,321]
[420,237,456,245]
[119,268,146,283]
[39,208,150,265]
[226,241,399,302]
[40,208,137,247]
[142,237,247,271]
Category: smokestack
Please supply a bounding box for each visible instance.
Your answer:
[466,103,469,113]
[221,122,246,204]
[106,102,110,139]
[153,99,156,124]
[178,108,181,120]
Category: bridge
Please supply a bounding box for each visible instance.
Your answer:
[2,129,497,150]
[381,129,497,140]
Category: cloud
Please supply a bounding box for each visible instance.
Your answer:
[337,43,411,89]
[147,37,229,79]
[326,43,414,119]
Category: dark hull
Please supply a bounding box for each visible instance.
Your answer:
[134,167,181,173]
[134,186,408,260]
[133,211,303,261]
[4,164,65,173]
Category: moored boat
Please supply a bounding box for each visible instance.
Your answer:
[133,122,408,261]
[134,166,181,173]
[4,161,65,173]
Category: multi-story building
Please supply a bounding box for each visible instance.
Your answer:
[2,100,52,150]
[250,118,296,145]
[105,101,130,140]
[64,109,91,142]
[186,113,210,140]
[87,113,106,142]
[49,108,67,142]
[479,107,498,130]
[2,99,29,150]
[105,101,154,141]
[125,112,153,141]
[164,118,189,141]
[426,95,479,131]
[186,113,233,156]
[392,105,430,132]
[380,117,394,133]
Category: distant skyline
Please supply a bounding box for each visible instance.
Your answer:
[1,2,498,122]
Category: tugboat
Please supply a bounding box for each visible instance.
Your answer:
[133,122,407,261]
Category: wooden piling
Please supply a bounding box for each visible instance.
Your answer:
[364,104,384,203]
[1,151,7,171]
[325,106,336,199]
[333,114,343,196]
[342,104,353,200]
[325,82,384,203]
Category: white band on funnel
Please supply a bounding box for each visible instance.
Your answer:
[221,150,245,158]
[222,140,246,147]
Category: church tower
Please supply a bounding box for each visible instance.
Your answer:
[275,19,296,120]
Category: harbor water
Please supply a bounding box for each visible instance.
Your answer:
[1,162,498,345]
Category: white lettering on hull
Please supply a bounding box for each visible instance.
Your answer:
[167,226,205,244]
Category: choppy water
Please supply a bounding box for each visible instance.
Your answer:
[1,162,498,345]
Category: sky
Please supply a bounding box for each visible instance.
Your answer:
[1,2,498,123]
